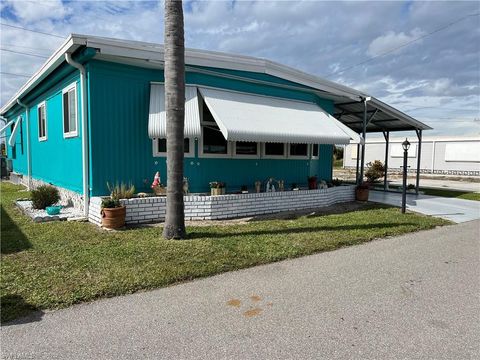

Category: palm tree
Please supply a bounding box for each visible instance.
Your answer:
[163,0,186,239]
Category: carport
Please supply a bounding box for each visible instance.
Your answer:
[332,97,432,193]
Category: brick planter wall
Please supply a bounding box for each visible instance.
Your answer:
[88,185,355,226]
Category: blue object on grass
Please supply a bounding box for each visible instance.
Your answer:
[46,206,62,215]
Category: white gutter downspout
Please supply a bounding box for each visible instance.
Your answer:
[65,53,89,218]
[16,99,32,190]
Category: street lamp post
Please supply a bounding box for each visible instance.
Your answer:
[401,138,411,214]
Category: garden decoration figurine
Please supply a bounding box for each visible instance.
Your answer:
[319,180,328,189]
[278,180,284,192]
[255,180,262,193]
[266,178,274,192]
[183,177,189,195]
[151,171,166,195]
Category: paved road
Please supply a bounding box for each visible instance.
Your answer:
[369,190,480,223]
[2,221,479,360]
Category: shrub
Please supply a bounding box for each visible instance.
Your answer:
[101,198,120,209]
[365,160,385,183]
[31,185,60,210]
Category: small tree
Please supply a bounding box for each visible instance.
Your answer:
[365,160,385,183]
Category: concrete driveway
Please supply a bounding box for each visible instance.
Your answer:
[2,221,479,360]
[369,190,480,223]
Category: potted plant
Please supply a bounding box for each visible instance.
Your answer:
[356,182,370,201]
[100,182,134,229]
[307,175,318,190]
[209,181,226,196]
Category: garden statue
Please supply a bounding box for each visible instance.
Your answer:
[255,180,262,193]
[151,171,161,188]
[278,180,284,192]
[151,171,166,195]
[183,177,189,194]
[319,180,328,189]
[266,178,274,192]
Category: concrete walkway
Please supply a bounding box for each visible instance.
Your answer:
[369,190,480,223]
[2,221,479,359]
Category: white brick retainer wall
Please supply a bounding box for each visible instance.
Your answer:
[88,185,356,226]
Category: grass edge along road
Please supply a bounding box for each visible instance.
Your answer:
[1,182,449,323]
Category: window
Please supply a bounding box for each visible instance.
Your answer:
[153,138,193,157]
[312,144,319,158]
[289,143,308,157]
[264,143,286,157]
[200,101,230,156]
[235,141,259,156]
[62,83,77,138]
[38,102,47,141]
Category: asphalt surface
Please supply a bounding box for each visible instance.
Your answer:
[2,221,479,360]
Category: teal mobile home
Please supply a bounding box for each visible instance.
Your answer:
[1,35,430,219]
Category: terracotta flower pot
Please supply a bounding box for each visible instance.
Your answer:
[355,187,369,201]
[101,206,126,229]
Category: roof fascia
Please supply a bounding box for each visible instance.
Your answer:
[0,34,87,115]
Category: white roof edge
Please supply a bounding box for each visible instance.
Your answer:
[0,34,88,115]
[359,135,480,143]
[0,34,425,134]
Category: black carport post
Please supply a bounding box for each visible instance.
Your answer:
[383,131,389,191]
[358,98,368,184]
[355,143,360,185]
[415,129,423,194]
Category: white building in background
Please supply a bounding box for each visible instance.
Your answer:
[343,135,480,176]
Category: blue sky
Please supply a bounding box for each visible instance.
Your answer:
[1,0,479,136]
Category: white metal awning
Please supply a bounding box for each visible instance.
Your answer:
[8,117,21,146]
[148,84,201,139]
[199,87,360,144]
[0,119,14,135]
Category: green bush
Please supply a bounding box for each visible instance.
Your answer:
[365,160,385,183]
[101,198,120,209]
[31,185,60,210]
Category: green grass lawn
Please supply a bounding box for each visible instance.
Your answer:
[1,182,449,323]
[420,188,480,201]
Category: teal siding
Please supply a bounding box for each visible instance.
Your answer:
[6,110,28,175]
[5,69,84,193]
[88,60,334,196]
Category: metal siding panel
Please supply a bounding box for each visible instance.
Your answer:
[88,60,336,195]
[147,84,200,138]
[30,73,83,193]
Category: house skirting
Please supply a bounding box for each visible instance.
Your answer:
[11,173,85,211]
[88,185,355,226]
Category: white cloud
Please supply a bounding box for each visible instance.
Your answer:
[0,0,479,136]
[5,0,71,23]
[366,28,426,57]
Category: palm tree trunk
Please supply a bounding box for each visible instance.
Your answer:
[163,0,186,239]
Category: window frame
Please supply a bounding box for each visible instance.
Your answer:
[37,101,47,141]
[311,143,319,159]
[261,142,287,159]
[233,141,260,159]
[288,143,310,159]
[62,82,78,138]
[152,137,195,157]
[199,100,231,158]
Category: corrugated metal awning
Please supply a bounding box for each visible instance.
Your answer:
[148,84,201,138]
[8,117,21,146]
[199,87,360,144]
[0,119,14,134]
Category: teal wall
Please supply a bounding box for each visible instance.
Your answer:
[6,110,28,175]
[88,60,334,196]
[5,67,84,193]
